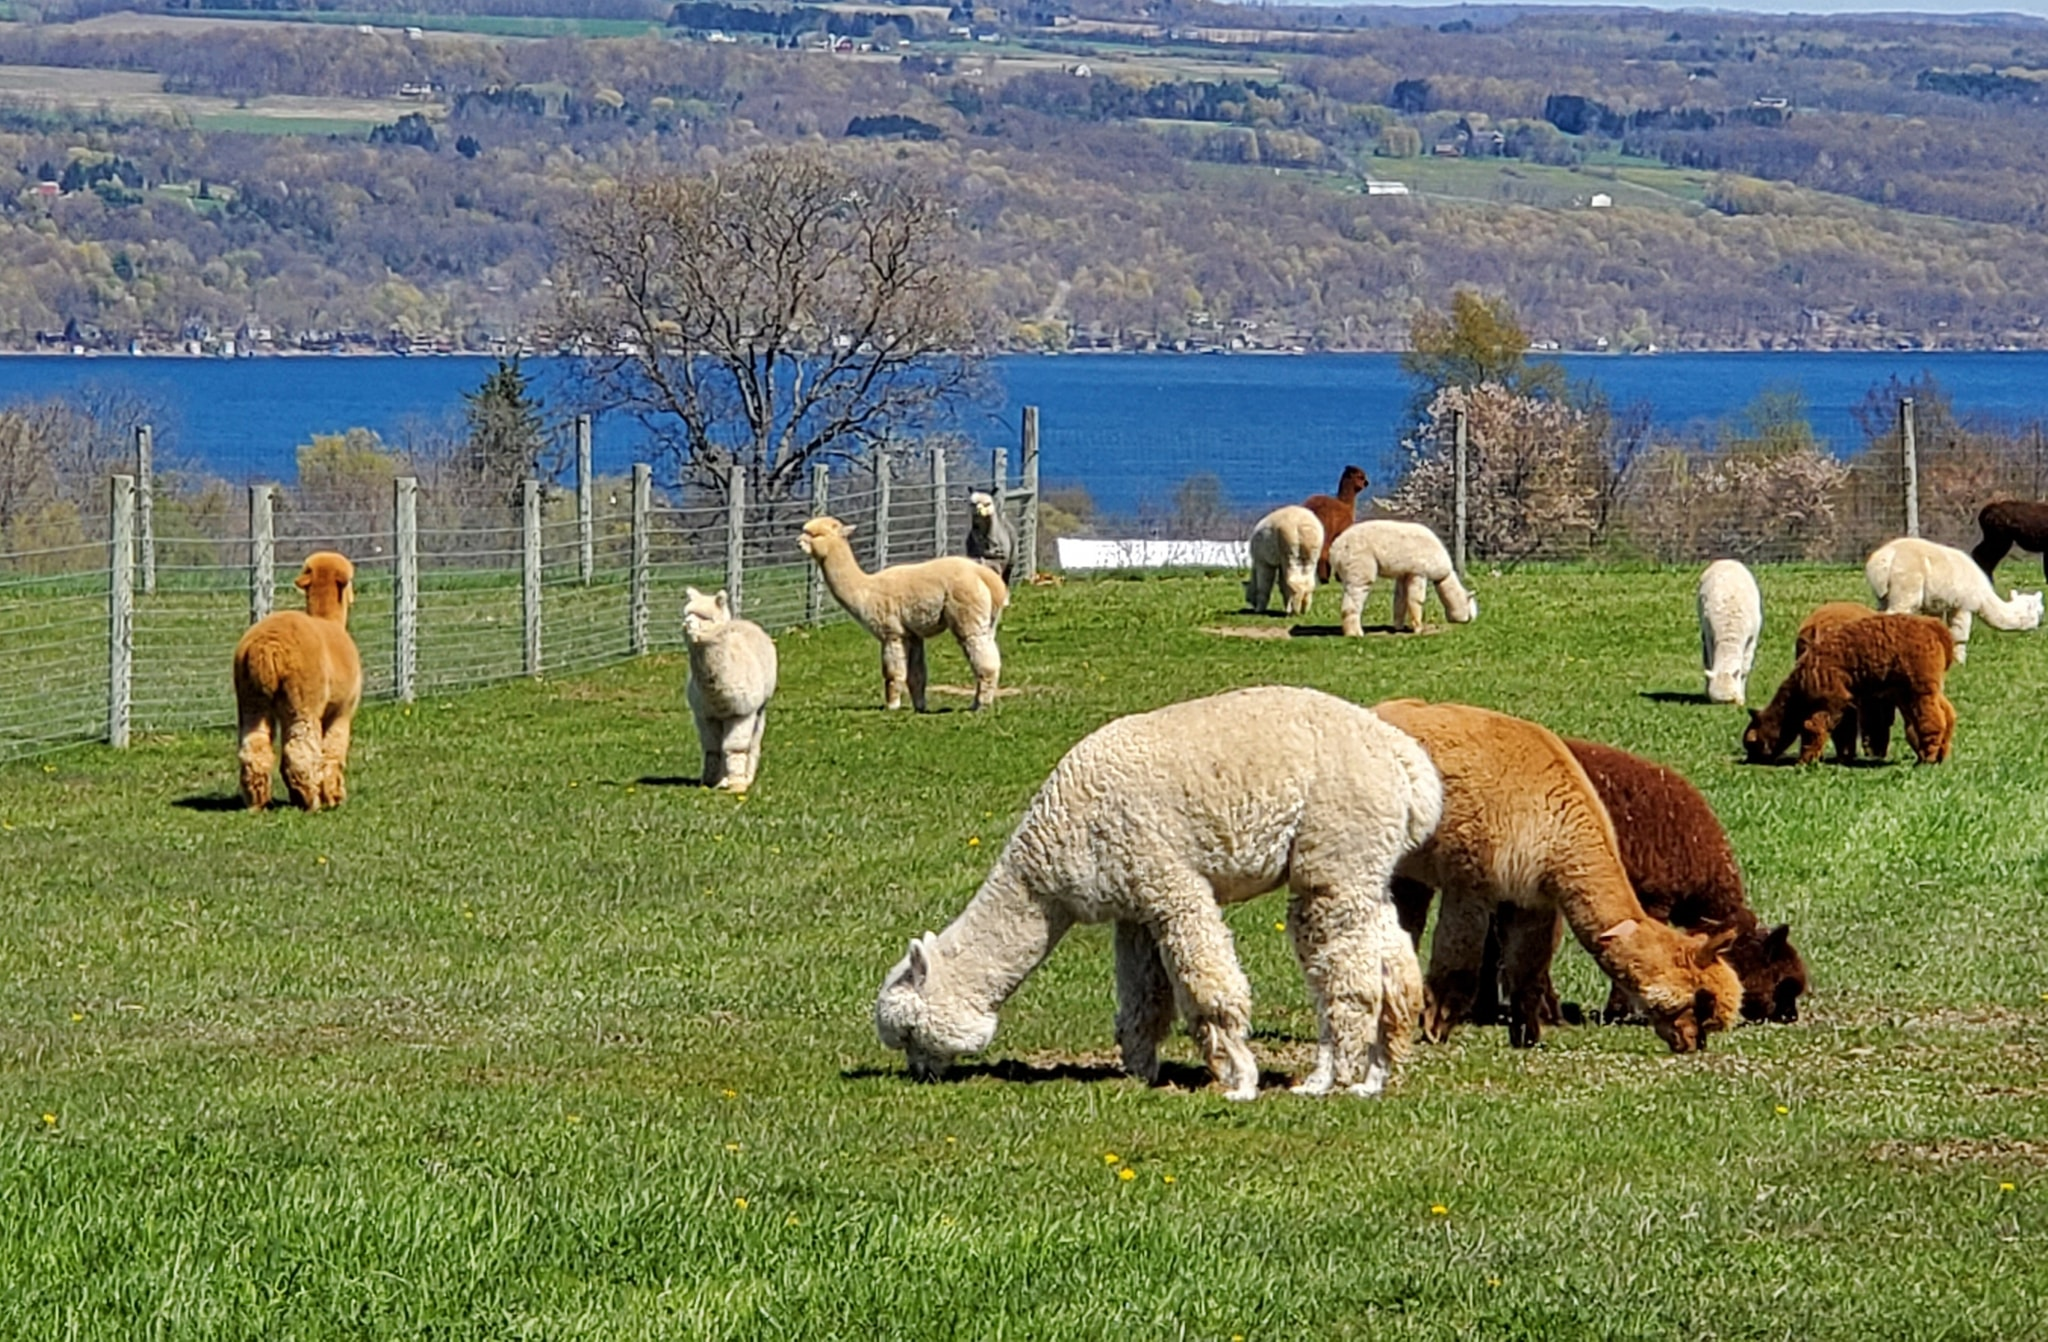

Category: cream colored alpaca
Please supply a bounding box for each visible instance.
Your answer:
[683,586,777,792]
[875,686,1443,1099]
[800,516,1008,711]
[1329,520,1477,636]
[1867,536,2043,663]
[1697,559,1762,704]
[232,551,361,811]
[1245,505,1323,616]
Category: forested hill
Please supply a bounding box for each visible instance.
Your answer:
[3,0,2048,352]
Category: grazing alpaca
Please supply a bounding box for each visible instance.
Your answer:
[1245,506,1324,616]
[683,586,777,792]
[1372,700,1742,1053]
[232,551,362,811]
[1971,499,2048,583]
[875,687,1444,1099]
[1697,559,1762,704]
[1304,465,1369,584]
[1744,614,1957,765]
[1328,520,1477,636]
[965,490,1016,584]
[799,516,1007,712]
[1867,535,2042,663]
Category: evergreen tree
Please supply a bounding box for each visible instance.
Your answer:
[462,358,548,504]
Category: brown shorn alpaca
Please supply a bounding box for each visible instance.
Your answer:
[1745,614,1957,766]
[232,551,362,810]
[1373,700,1741,1053]
[1304,464,1368,584]
[1972,499,2048,583]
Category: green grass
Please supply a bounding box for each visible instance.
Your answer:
[189,112,384,138]
[3,567,2045,1336]
[1360,155,1713,213]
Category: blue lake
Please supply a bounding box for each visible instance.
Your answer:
[3,350,2045,514]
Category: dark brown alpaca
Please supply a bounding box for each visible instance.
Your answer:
[1304,465,1368,584]
[1971,499,2048,582]
[1796,603,1882,759]
[1744,615,1957,766]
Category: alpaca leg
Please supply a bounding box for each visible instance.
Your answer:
[1152,898,1258,1101]
[1796,706,1842,765]
[905,636,929,713]
[959,630,1001,711]
[738,709,767,791]
[1421,886,1495,1043]
[1950,609,1972,663]
[1246,561,1274,613]
[1861,697,1894,761]
[280,719,326,811]
[1113,920,1176,1085]
[1831,706,1862,763]
[1904,693,1954,763]
[1339,578,1371,637]
[1394,574,1426,631]
[1391,875,1434,948]
[694,702,724,785]
[318,712,352,809]
[237,705,276,810]
[1289,885,1413,1098]
[879,638,909,711]
[1497,905,1566,1049]
[717,712,757,791]
[1971,530,2011,579]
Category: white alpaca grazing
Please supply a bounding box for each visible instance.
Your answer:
[799,516,1008,711]
[874,686,1444,1100]
[1245,506,1324,616]
[1867,536,2043,664]
[1697,558,1762,704]
[683,587,777,792]
[1328,520,1478,636]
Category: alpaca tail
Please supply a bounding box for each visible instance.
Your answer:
[234,633,294,699]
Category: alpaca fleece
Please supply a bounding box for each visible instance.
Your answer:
[683,586,777,792]
[1867,535,2043,663]
[799,515,1007,711]
[965,490,1017,584]
[1697,559,1762,704]
[1304,464,1368,584]
[1971,499,2048,583]
[1745,614,1957,765]
[875,686,1444,1100]
[1329,520,1477,636]
[1795,602,1887,757]
[1245,506,1324,617]
[232,551,362,811]
[1372,699,1742,1053]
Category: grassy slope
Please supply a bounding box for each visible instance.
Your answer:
[2,568,2044,1337]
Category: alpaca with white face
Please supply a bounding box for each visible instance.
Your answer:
[1697,559,1762,704]
[1867,535,2043,663]
[683,586,777,791]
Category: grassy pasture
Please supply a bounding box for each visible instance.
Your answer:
[0,64,431,136]
[2,567,2045,1337]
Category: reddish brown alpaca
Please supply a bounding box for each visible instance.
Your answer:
[1745,615,1957,765]
[1304,465,1368,584]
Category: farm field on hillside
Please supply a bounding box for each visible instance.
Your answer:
[1,568,2044,1336]
[0,63,430,134]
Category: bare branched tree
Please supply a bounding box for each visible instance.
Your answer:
[553,146,988,501]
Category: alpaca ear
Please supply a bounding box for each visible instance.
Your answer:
[1596,919,1640,946]
[295,568,313,590]
[904,936,932,991]
[1764,922,1792,953]
[714,590,730,614]
[1695,925,1741,968]
[840,522,858,540]
[686,585,704,603]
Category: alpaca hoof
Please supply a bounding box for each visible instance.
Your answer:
[1345,1073,1388,1100]
[1290,1072,1335,1097]
[1220,1082,1259,1102]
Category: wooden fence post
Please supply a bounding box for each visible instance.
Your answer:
[1452,406,1469,579]
[108,474,134,749]
[932,451,948,559]
[523,479,542,677]
[394,476,417,702]
[135,424,155,596]
[807,462,830,626]
[874,453,892,572]
[249,484,274,626]
[725,468,746,618]
[576,413,593,585]
[1901,397,1920,539]
[630,463,651,656]
[1019,405,1040,582]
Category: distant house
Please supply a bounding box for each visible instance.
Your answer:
[1364,177,1411,196]
[1589,192,1613,209]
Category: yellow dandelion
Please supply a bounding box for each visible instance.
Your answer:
[1775,1105,1789,1115]
[1430,1204,1448,1216]
[2000,1182,2016,1192]
[722,1088,738,1099]
[1103,1152,1120,1165]
[724,1142,742,1153]
[1117,1167,1136,1182]
[734,1197,748,1210]
[625,785,638,795]
[785,1214,800,1227]
[982,810,994,819]
[967,836,981,847]
[568,780,579,788]
[1488,1277,1501,1288]
[41,1113,56,1125]
[944,1135,957,1144]
[566,1114,582,1124]
[1232,1334,1245,1341]
[315,855,328,865]
[69,1012,82,1022]
[465,909,476,919]
[1273,921,1286,932]
[1162,1175,1175,1185]
[42,764,55,773]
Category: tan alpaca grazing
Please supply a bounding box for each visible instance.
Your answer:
[799,516,1008,711]
[1372,699,1742,1053]
[232,551,362,811]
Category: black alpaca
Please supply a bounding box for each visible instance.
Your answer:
[1971,500,2048,582]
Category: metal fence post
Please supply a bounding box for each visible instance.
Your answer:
[630,463,651,656]
[1901,396,1920,539]
[993,446,1009,516]
[725,469,745,617]
[249,484,274,626]
[874,453,892,571]
[932,450,948,560]
[1452,406,1469,579]
[135,424,155,596]
[1019,405,1040,582]
[807,462,830,626]
[394,476,417,703]
[108,474,134,749]
[576,413,593,585]
[523,479,542,677]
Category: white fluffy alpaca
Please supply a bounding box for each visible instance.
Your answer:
[875,686,1443,1100]
[683,587,777,791]
[1245,506,1324,616]
[1697,558,1763,704]
[1867,536,2043,664]
[1328,520,1478,636]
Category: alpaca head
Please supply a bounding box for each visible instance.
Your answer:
[1743,705,1789,762]
[798,516,855,560]
[682,586,731,643]
[1336,465,1368,500]
[1595,918,1742,1052]
[2012,589,2044,628]
[294,551,355,624]
[1705,667,1743,705]
[1725,921,1808,1023]
[875,934,998,1081]
[969,491,997,521]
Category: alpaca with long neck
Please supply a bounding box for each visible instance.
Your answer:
[875,687,1444,1099]
[1867,535,2042,663]
[1329,521,1477,636]
[1305,464,1369,584]
[232,550,362,811]
[799,516,1007,711]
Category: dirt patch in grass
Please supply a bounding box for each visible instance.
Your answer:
[1202,624,1295,640]
[1868,1137,2048,1168]
[927,683,1032,698]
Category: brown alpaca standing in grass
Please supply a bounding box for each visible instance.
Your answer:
[1972,499,2048,583]
[1745,614,1957,766]
[1373,699,1742,1053]
[1303,464,1368,584]
[233,551,362,810]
